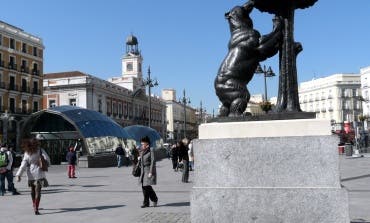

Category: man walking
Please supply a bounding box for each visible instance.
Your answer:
[0,144,20,196]
[115,144,125,168]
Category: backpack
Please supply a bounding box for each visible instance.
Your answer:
[0,151,9,167]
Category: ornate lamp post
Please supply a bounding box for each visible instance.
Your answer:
[199,101,203,124]
[142,66,158,128]
[255,64,275,101]
[179,89,190,139]
[0,110,13,144]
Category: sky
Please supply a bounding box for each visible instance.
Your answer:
[2,0,370,115]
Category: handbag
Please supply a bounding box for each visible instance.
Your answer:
[39,149,49,172]
[132,160,141,177]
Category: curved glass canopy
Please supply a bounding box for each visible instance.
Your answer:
[123,125,163,149]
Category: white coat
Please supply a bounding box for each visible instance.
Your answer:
[16,148,50,181]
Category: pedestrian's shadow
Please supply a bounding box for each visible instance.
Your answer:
[41,205,126,214]
[160,202,190,207]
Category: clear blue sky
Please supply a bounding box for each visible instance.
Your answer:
[2,0,370,115]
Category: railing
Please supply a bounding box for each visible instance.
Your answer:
[20,66,29,74]
[21,86,31,93]
[32,89,41,95]
[8,84,19,91]
[8,63,17,70]
[32,69,40,75]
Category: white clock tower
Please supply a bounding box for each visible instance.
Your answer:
[109,34,144,91]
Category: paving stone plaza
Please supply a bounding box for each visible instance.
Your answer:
[1,155,370,223]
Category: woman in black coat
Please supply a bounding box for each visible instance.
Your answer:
[177,140,189,183]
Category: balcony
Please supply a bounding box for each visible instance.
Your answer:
[32,69,40,76]
[8,84,19,91]
[20,66,29,74]
[21,86,31,93]
[8,63,18,71]
[327,95,333,99]
[328,107,334,112]
[32,89,42,95]
[321,108,326,112]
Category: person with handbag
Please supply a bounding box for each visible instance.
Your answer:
[16,138,50,215]
[178,139,190,183]
[139,136,158,208]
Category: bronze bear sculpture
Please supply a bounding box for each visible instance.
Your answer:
[214,1,282,117]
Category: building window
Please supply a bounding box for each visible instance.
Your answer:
[22,100,27,113]
[9,98,15,113]
[9,56,15,69]
[33,46,38,56]
[33,81,39,94]
[0,34,2,46]
[22,43,27,53]
[22,79,27,92]
[98,99,102,112]
[10,38,15,49]
[49,100,56,108]
[33,101,39,112]
[9,76,15,90]
[69,98,76,106]
[126,62,133,72]
[118,103,122,116]
[32,63,38,75]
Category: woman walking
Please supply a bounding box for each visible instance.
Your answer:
[139,136,158,208]
[178,139,189,183]
[16,138,50,215]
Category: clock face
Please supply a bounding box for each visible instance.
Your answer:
[126,63,133,71]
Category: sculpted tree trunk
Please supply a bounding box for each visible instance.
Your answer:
[253,0,318,112]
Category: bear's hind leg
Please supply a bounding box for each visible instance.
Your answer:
[229,89,250,117]
[219,104,230,117]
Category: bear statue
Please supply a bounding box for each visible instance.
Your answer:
[214,0,283,117]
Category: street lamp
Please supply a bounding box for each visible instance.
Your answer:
[255,64,275,101]
[1,110,11,144]
[179,89,190,139]
[199,101,203,124]
[142,66,158,128]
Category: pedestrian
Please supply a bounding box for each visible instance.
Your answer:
[0,144,20,195]
[66,147,77,178]
[188,140,194,171]
[170,144,179,171]
[178,139,189,183]
[16,138,50,215]
[124,144,130,167]
[115,144,125,168]
[139,136,158,208]
[130,146,140,176]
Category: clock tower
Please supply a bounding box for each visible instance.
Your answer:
[109,34,144,91]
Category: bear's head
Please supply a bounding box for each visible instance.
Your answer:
[225,6,253,32]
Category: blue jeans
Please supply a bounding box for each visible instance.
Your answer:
[117,155,123,167]
[1,170,15,193]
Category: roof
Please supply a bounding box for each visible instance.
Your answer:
[45,106,131,138]
[44,71,88,79]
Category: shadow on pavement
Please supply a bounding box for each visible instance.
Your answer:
[41,204,126,214]
[160,202,190,207]
[341,174,370,182]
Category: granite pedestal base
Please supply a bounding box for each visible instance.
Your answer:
[191,119,349,223]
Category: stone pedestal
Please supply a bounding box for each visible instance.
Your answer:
[191,119,349,223]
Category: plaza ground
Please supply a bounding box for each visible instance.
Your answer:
[1,155,370,223]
